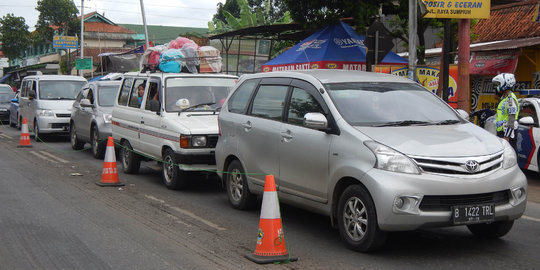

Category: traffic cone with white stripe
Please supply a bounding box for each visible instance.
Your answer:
[96,136,124,187]
[245,174,297,264]
[17,117,32,148]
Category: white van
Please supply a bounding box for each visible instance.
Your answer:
[112,72,237,189]
[19,75,87,140]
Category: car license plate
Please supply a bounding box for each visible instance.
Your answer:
[452,204,495,225]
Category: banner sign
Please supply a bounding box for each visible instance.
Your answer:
[375,65,459,108]
[422,0,491,19]
[75,58,92,70]
[469,49,520,76]
[262,61,369,72]
[53,35,78,49]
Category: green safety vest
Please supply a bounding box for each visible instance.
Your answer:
[495,92,519,132]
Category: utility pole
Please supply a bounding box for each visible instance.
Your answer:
[408,0,417,81]
[457,19,471,112]
[140,0,150,49]
[80,0,84,76]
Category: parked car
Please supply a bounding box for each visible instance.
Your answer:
[18,75,87,141]
[112,72,238,189]
[0,83,14,93]
[216,70,527,252]
[9,90,20,128]
[484,93,540,173]
[0,86,15,124]
[70,80,121,158]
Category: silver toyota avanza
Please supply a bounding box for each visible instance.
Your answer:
[215,70,527,252]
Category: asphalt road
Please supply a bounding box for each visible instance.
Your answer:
[0,125,539,270]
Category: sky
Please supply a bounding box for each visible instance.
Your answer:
[1,0,225,31]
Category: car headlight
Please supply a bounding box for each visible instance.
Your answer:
[364,141,420,174]
[191,136,207,147]
[102,113,112,123]
[37,109,54,117]
[502,139,517,169]
[179,135,208,148]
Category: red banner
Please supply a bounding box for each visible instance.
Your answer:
[469,49,520,76]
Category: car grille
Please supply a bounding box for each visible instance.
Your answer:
[51,123,69,129]
[55,113,71,118]
[208,135,218,148]
[419,190,510,211]
[410,152,503,177]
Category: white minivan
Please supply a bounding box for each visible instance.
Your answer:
[19,75,87,140]
[112,72,237,189]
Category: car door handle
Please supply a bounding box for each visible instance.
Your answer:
[242,121,252,131]
[281,130,293,141]
[141,120,144,124]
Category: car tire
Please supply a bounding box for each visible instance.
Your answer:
[467,220,514,238]
[226,160,257,210]
[70,123,85,150]
[337,185,387,252]
[34,120,46,142]
[121,140,140,174]
[162,148,188,190]
[91,126,106,159]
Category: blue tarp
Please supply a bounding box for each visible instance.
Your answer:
[262,21,406,71]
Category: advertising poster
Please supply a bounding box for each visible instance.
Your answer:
[375,65,459,108]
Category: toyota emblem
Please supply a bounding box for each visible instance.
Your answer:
[465,160,480,173]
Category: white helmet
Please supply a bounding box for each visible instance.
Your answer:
[492,73,516,93]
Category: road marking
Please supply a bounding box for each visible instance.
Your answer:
[39,151,69,163]
[0,133,11,139]
[522,215,540,223]
[30,151,58,163]
[145,195,226,231]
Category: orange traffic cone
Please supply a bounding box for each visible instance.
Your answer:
[245,175,297,264]
[17,117,32,148]
[96,136,124,187]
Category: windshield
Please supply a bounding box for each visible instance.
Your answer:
[0,92,15,103]
[0,85,13,93]
[164,77,237,112]
[325,82,461,126]
[39,81,86,100]
[98,85,120,107]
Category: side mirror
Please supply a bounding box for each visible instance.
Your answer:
[304,112,328,130]
[456,109,469,120]
[11,98,18,103]
[80,99,93,108]
[519,116,534,125]
[29,90,36,100]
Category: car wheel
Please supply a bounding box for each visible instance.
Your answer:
[162,148,188,190]
[91,126,106,159]
[337,185,387,252]
[467,220,514,238]
[226,160,257,210]
[70,123,85,150]
[33,120,46,142]
[121,140,140,174]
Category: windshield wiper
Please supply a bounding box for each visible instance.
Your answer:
[434,119,461,125]
[180,102,215,113]
[373,120,432,127]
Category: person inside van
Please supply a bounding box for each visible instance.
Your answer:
[137,84,145,105]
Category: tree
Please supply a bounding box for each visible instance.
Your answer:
[34,0,79,44]
[0,14,31,60]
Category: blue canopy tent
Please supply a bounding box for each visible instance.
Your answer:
[262,21,407,72]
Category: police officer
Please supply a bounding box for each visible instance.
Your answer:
[492,73,519,149]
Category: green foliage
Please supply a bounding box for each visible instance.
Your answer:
[34,0,79,44]
[209,0,291,34]
[0,14,31,59]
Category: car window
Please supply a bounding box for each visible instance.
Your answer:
[129,79,146,108]
[0,85,12,93]
[38,81,86,100]
[87,88,95,104]
[287,87,324,126]
[0,91,15,103]
[519,102,538,125]
[325,82,460,126]
[118,78,134,106]
[250,85,289,121]
[98,85,120,107]
[145,81,160,111]
[228,79,258,114]
[76,88,89,102]
[164,77,236,112]
[21,80,30,97]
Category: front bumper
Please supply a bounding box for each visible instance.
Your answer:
[36,116,70,134]
[361,165,528,231]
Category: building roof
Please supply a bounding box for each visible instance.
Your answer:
[85,22,136,34]
[120,24,208,45]
[473,0,540,42]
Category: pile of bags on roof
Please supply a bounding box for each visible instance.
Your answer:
[140,36,222,73]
